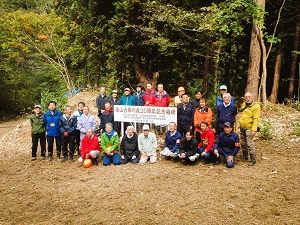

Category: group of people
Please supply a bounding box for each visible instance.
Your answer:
[30,83,261,168]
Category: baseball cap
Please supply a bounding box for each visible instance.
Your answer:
[34,105,41,109]
[136,83,143,87]
[124,88,131,92]
[178,86,185,92]
[111,90,118,94]
[223,122,232,128]
[142,124,150,131]
[219,85,227,90]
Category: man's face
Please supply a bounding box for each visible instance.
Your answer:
[182,95,189,104]
[169,123,176,132]
[136,87,141,92]
[245,93,253,103]
[224,126,232,134]
[78,103,84,111]
[106,125,113,133]
[127,127,134,136]
[223,95,231,104]
[220,89,227,95]
[83,107,89,115]
[86,130,93,138]
[200,123,208,132]
[105,103,111,110]
[124,90,130,96]
[100,87,106,95]
[34,108,41,114]
[112,93,118,99]
[178,90,185,97]
[157,85,163,93]
[65,107,72,115]
[186,132,192,140]
[143,130,149,135]
[195,92,202,99]
[199,100,206,108]
[48,103,56,111]
[146,84,152,90]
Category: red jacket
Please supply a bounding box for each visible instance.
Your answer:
[143,89,156,106]
[154,91,170,107]
[198,128,215,152]
[81,134,101,160]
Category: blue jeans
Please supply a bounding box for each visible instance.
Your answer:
[103,153,120,166]
[199,148,211,159]
[218,148,235,168]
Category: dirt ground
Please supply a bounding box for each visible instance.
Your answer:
[0,93,300,224]
[0,119,299,225]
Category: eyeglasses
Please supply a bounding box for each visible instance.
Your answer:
[220,89,227,91]
[245,96,251,98]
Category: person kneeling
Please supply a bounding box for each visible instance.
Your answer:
[179,130,198,165]
[79,128,101,166]
[213,122,240,168]
[198,121,215,163]
[101,123,120,166]
[160,122,182,160]
[138,124,157,164]
[120,126,139,164]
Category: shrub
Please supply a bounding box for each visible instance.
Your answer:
[259,119,273,140]
[292,122,300,136]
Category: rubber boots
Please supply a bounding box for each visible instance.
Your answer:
[242,151,248,160]
[248,154,256,166]
[92,157,98,166]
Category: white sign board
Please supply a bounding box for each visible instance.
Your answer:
[114,105,177,125]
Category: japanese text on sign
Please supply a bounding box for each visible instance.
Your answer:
[114,106,177,124]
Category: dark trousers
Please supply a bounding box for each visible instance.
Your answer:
[120,156,139,164]
[178,125,190,137]
[47,135,61,156]
[196,131,201,144]
[32,132,46,157]
[74,129,80,150]
[61,133,76,157]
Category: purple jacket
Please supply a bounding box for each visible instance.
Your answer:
[77,114,96,134]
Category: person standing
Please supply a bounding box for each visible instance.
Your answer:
[72,101,85,156]
[120,87,137,106]
[100,101,118,132]
[153,83,170,134]
[77,106,96,147]
[216,93,237,134]
[213,122,240,168]
[194,98,213,143]
[59,105,77,162]
[133,84,145,133]
[101,123,120,166]
[138,124,158,164]
[191,90,202,114]
[111,90,120,107]
[160,122,182,160]
[120,126,139,164]
[177,94,193,136]
[30,105,46,161]
[44,101,63,161]
[174,86,188,107]
[216,85,235,107]
[143,83,156,106]
[96,86,112,121]
[239,92,261,166]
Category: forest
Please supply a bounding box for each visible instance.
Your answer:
[0,0,299,116]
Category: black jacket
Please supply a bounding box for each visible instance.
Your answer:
[96,94,112,113]
[177,102,193,127]
[59,115,77,134]
[179,137,198,157]
[100,110,118,131]
[120,132,139,159]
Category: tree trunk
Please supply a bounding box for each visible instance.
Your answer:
[94,43,102,89]
[203,50,210,95]
[269,22,284,103]
[246,0,265,99]
[288,14,300,99]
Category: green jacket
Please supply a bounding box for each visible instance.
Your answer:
[101,130,119,153]
[239,101,261,131]
[30,113,46,134]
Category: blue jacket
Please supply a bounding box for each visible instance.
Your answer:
[77,114,96,134]
[59,114,77,134]
[100,110,118,131]
[177,103,193,127]
[44,109,63,137]
[164,130,182,152]
[120,95,137,106]
[216,103,237,127]
[216,95,235,107]
[213,131,240,156]
[133,91,145,106]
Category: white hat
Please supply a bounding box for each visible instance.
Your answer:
[142,124,150,131]
[34,105,41,109]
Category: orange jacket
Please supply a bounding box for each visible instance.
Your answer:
[194,107,212,132]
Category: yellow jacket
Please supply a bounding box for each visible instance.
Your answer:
[239,101,261,131]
